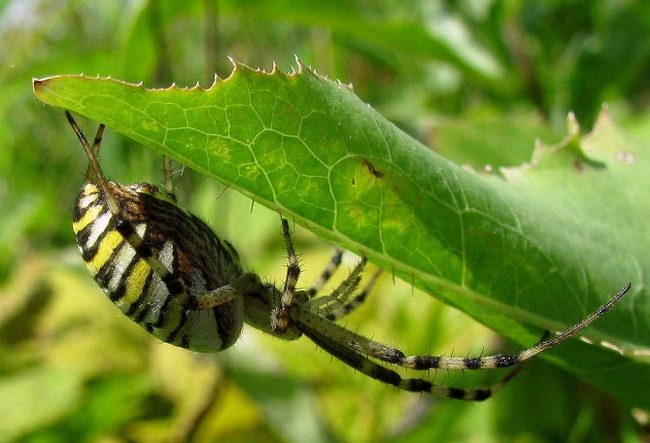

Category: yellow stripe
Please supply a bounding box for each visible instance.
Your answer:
[73,204,102,233]
[86,229,123,277]
[122,259,151,304]
[158,302,184,339]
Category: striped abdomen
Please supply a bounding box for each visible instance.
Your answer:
[72,180,246,352]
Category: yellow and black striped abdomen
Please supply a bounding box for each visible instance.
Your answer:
[73,181,246,352]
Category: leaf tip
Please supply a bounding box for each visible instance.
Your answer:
[32,77,47,95]
[293,57,322,78]
[566,111,581,136]
[591,105,615,132]
[209,72,219,88]
[294,55,307,72]
[32,79,49,103]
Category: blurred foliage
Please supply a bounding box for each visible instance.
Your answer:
[2,0,650,442]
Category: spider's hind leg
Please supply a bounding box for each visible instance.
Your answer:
[295,283,628,399]
[296,308,523,400]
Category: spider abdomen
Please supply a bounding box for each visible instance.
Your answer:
[73,181,245,352]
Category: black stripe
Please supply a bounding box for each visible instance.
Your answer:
[155,288,177,327]
[114,217,153,258]
[94,241,129,300]
[162,275,185,297]
[463,357,482,370]
[472,389,492,401]
[448,388,468,399]
[495,353,520,368]
[111,252,150,303]
[409,355,441,369]
[401,378,433,392]
[215,306,232,348]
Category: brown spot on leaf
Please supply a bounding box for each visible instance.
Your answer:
[573,158,584,174]
[361,159,385,179]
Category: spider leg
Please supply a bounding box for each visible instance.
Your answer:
[295,281,628,399]
[323,267,383,321]
[295,308,519,400]
[299,283,630,373]
[307,260,383,321]
[307,247,344,298]
[163,156,177,201]
[271,218,302,334]
[306,257,364,313]
[83,121,105,182]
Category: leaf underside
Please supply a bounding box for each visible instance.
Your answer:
[33,62,650,409]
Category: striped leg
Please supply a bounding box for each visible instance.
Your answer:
[270,219,302,334]
[306,259,383,321]
[295,283,630,399]
[306,248,344,297]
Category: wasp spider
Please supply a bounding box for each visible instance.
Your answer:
[67,111,630,400]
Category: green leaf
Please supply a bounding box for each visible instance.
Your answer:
[33,63,650,408]
[0,367,83,441]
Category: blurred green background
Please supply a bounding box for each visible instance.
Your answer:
[2,1,650,442]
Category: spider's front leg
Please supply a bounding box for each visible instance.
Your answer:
[293,282,629,399]
[270,219,302,334]
[342,282,630,371]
